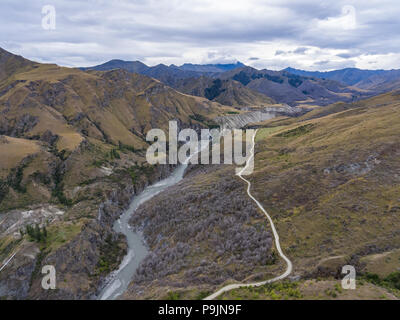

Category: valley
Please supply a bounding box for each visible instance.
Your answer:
[0,47,399,301]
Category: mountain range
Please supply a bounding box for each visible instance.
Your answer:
[82,59,400,107]
[285,67,400,91]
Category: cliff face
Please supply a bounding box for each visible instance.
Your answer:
[214,105,305,129]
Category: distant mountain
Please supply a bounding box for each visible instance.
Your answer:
[83,60,244,74]
[81,59,149,74]
[283,67,387,86]
[178,62,245,73]
[174,76,275,107]
[284,66,400,92]
[83,60,395,107]
[220,66,371,106]
[81,60,276,107]
[82,60,221,87]
[353,69,400,91]
[81,60,245,85]
[141,64,207,87]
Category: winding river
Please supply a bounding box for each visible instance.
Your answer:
[99,141,208,300]
[99,113,292,300]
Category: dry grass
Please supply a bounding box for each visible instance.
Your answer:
[361,249,400,277]
[250,97,400,273]
[0,136,40,171]
[218,279,398,300]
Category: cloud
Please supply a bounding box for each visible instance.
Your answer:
[0,0,400,70]
[293,47,308,54]
[314,60,330,66]
[314,5,357,31]
[275,47,309,56]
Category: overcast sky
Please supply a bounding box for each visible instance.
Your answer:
[1,0,400,71]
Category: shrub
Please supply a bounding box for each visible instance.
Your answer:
[25,224,48,243]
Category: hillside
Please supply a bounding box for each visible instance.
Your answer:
[0,48,36,83]
[0,48,236,299]
[1,55,233,149]
[229,91,400,299]
[123,164,281,299]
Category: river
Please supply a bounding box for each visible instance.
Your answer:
[98,141,208,300]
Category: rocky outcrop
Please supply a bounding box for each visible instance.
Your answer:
[0,114,39,137]
[214,105,304,129]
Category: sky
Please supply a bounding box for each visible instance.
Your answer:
[1,0,400,71]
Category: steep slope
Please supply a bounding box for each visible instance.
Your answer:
[1,60,232,150]
[123,164,279,299]
[0,48,36,83]
[0,47,236,215]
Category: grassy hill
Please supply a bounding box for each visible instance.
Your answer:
[0,50,238,213]
[223,90,400,299]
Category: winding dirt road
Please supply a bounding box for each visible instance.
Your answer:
[204,129,293,300]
